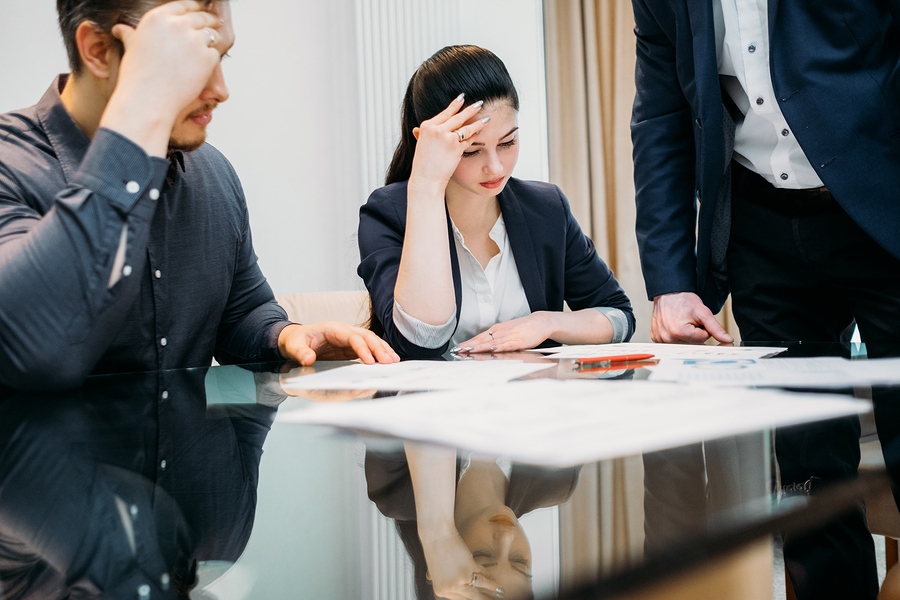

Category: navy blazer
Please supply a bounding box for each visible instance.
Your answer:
[631,0,900,312]
[358,178,635,359]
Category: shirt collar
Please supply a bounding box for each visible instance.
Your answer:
[35,74,188,186]
[35,74,92,185]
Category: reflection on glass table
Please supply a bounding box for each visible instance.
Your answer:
[0,342,896,600]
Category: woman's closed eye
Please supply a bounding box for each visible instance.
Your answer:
[462,137,518,158]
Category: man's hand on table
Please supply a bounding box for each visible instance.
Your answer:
[651,292,734,344]
[278,322,400,366]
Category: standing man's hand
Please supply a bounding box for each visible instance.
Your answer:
[651,292,733,344]
[278,322,400,366]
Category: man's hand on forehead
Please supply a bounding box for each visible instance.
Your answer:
[99,0,229,158]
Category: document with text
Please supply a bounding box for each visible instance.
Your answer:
[280,360,554,391]
[531,342,786,361]
[647,356,900,387]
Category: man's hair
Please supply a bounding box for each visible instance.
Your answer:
[57,0,215,75]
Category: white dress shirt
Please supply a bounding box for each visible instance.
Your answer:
[714,0,824,189]
[392,214,629,349]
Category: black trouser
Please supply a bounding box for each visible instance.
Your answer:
[728,163,900,600]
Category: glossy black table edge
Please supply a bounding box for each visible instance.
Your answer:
[558,469,890,600]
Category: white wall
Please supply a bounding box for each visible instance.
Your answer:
[0,0,548,296]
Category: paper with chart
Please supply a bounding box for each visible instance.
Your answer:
[647,356,900,388]
[530,342,786,361]
[280,360,554,391]
[277,379,868,467]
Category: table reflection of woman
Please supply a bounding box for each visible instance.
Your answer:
[358,45,634,360]
[366,443,580,600]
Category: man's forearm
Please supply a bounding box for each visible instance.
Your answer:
[0,131,167,390]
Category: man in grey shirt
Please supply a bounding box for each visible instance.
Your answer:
[0,0,398,391]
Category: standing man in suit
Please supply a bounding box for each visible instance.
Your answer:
[630,1,900,598]
[0,0,398,391]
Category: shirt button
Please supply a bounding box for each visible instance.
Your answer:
[155,269,162,279]
[122,265,132,277]
[780,173,789,180]
[138,584,151,600]
[748,44,756,53]
[782,129,790,136]
[149,188,160,200]
[756,97,764,106]
[160,337,168,347]
[160,459,167,470]
[126,181,140,194]
[162,390,169,399]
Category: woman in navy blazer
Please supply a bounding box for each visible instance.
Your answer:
[358,45,634,360]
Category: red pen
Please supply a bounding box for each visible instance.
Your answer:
[575,353,655,370]
[576,359,659,373]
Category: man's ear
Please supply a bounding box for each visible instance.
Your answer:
[74,21,120,79]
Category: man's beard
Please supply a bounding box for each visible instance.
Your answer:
[168,133,206,153]
[167,104,215,152]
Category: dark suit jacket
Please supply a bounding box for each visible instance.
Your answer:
[358,178,635,359]
[631,0,900,312]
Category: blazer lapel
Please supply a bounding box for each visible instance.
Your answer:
[768,0,780,47]
[497,185,548,312]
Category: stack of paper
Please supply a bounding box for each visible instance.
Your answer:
[277,379,868,467]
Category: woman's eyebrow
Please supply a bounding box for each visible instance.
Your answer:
[469,127,520,146]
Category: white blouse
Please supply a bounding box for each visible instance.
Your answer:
[392,214,628,349]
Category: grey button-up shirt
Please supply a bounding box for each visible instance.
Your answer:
[0,76,290,390]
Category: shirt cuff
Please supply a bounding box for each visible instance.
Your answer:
[72,128,169,214]
[593,307,629,344]
[392,300,456,349]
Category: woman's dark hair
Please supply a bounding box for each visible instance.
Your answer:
[384,45,520,186]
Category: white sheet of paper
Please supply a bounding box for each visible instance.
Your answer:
[531,342,786,361]
[277,379,868,467]
[280,360,554,391]
[648,357,900,387]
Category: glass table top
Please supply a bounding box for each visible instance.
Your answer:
[0,343,896,599]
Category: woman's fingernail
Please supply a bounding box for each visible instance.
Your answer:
[456,93,465,103]
[491,346,498,351]
[450,346,461,353]
[464,346,474,351]
[481,116,491,124]
[473,100,484,108]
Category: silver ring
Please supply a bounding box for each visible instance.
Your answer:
[488,331,494,338]
[456,129,465,142]
[204,27,217,47]
[469,573,477,587]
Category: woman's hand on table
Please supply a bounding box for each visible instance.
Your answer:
[453,312,555,354]
[277,322,400,366]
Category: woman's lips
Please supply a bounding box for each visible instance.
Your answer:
[480,177,505,189]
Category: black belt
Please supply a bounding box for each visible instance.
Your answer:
[732,162,842,215]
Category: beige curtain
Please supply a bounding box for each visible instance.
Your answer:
[545,1,742,588]
[543,0,739,342]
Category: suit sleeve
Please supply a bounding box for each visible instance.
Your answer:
[631,0,701,300]
[0,129,168,390]
[556,189,636,341]
[357,187,455,359]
